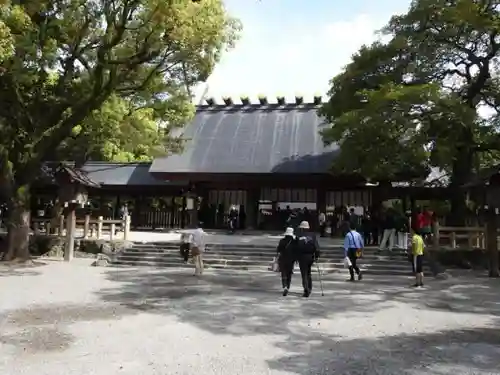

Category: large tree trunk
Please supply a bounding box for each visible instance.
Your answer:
[1,185,31,262]
[486,208,499,277]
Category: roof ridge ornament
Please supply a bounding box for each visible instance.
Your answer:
[240,95,250,105]
[258,94,267,105]
[222,96,233,106]
[277,95,285,105]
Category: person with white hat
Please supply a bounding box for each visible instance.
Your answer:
[295,221,320,297]
[276,227,296,296]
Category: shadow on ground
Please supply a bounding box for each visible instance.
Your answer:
[0,261,46,277]
[99,268,500,319]
[96,268,500,374]
[267,326,500,374]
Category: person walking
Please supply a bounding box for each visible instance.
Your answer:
[343,222,364,281]
[318,211,326,237]
[276,227,296,296]
[379,208,396,252]
[179,231,192,264]
[416,207,432,244]
[190,224,206,276]
[361,211,372,245]
[395,211,409,250]
[295,221,320,297]
[228,206,238,233]
[411,228,425,287]
[329,212,338,238]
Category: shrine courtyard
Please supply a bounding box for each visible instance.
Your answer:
[1,260,499,375]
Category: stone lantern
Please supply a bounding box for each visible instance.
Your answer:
[54,164,100,261]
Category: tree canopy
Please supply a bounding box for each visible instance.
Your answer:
[320,0,500,216]
[0,0,240,260]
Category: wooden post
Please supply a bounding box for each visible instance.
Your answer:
[58,215,65,236]
[64,210,76,262]
[450,231,457,249]
[83,214,90,239]
[468,232,474,249]
[33,221,40,234]
[110,223,115,240]
[97,216,103,239]
[46,222,51,234]
[432,219,439,250]
[123,214,131,240]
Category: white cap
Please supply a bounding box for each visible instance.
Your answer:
[284,227,294,236]
[298,221,310,229]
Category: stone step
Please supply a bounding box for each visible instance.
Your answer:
[130,242,374,250]
[116,254,414,267]
[109,260,419,275]
[124,246,409,256]
[121,249,410,260]
[116,252,413,265]
[112,255,425,271]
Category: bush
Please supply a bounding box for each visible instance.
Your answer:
[433,248,491,270]
[77,239,133,256]
[29,236,66,257]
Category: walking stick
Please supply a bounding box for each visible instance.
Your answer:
[316,261,324,296]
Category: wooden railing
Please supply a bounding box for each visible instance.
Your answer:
[433,224,497,250]
[31,214,131,241]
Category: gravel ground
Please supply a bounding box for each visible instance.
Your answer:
[1,260,500,375]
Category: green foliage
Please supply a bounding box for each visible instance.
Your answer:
[321,0,500,185]
[0,0,240,257]
[55,93,193,164]
[0,0,239,183]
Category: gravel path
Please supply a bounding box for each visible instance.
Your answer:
[1,260,499,375]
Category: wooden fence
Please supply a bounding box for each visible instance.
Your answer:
[31,214,131,241]
[433,224,498,250]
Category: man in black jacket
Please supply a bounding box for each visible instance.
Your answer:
[295,221,320,297]
[276,227,296,296]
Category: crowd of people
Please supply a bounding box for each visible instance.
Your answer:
[317,206,434,251]
[273,206,433,294]
[177,205,433,296]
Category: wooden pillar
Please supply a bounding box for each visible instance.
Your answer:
[97,216,103,239]
[114,195,121,219]
[58,215,65,235]
[64,210,76,262]
[123,214,131,240]
[170,196,176,227]
[83,214,90,239]
[316,187,326,213]
[187,196,198,228]
[181,195,187,228]
[316,187,326,232]
[246,188,260,230]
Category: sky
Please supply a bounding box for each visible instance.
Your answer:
[195,0,413,104]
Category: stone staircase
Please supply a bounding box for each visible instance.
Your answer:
[110,242,426,276]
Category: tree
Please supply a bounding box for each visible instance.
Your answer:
[320,0,500,220]
[54,93,191,164]
[0,0,240,260]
